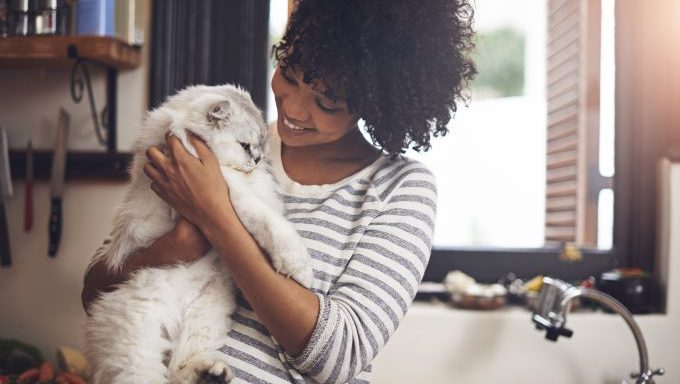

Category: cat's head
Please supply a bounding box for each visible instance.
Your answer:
[156,84,268,173]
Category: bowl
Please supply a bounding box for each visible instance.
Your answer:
[451,292,506,310]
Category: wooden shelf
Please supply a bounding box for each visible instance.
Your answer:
[0,36,142,69]
[1,36,140,179]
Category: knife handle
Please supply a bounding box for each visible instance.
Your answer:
[48,198,62,257]
[24,181,33,232]
[0,203,11,267]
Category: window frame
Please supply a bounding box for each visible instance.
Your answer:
[424,247,615,284]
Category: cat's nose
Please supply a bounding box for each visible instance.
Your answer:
[253,156,261,164]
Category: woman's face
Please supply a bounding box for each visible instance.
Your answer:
[271,65,359,148]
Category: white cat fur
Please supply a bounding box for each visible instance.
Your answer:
[84,84,313,384]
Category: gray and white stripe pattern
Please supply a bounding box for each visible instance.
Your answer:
[85,126,436,383]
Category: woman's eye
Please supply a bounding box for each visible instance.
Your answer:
[316,100,341,114]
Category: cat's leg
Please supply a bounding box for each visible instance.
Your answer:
[85,272,175,384]
[260,211,314,288]
[167,260,236,384]
[224,174,313,288]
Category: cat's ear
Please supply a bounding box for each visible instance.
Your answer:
[207,101,231,125]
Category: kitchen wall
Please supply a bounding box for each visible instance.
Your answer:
[0,10,150,360]
[372,163,680,384]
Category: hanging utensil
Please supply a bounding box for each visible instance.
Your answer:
[0,126,13,268]
[48,109,69,258]
[24,138,33,232]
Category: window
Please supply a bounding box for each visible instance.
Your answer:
[408,0,549,249]
[412,0,622,283]
[407,0,616,253]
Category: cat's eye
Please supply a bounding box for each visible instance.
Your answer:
[239,142,251,151]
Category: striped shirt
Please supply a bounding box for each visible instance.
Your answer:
[86,123,437,384]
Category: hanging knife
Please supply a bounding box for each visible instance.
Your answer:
[0,126,13,268]
[24,138,33,232]
[48,109,70,258]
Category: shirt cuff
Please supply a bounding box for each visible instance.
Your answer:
[284,293,337,373]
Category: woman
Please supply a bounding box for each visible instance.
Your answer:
[82,0,475,382]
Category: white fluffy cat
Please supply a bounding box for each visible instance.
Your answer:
[84,84,313,384]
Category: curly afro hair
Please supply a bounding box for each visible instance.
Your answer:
[272,0,477,155]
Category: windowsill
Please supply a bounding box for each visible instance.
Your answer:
[424,248,615,284]
[409,300,670,319]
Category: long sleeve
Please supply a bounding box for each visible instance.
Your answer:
[284,163,437,384]
[83,235,113,284]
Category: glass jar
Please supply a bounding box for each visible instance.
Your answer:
[34,0,58,35]
[57,0,72,35]
[0,0,9,37]
[8,0,30,36]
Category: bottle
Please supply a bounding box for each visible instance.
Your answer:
[35,0,58,35]
[8,0,30,36]
[77,0,116,37]
[57,0,73,35]
[0,0,9,37]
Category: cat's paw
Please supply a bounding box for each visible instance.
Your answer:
[197,361,232,384]
[272,243,314,288]
[291,264,313,289]
[171,351,233,384]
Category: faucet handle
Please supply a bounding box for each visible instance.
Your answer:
[545,326,573,341]
[631,367,665,383]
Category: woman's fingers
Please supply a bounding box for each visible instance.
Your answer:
[149,181,167,200]
[187,132,217,165]
[165,132,192,163]
[145,145,171,173]
[143,161,166,183]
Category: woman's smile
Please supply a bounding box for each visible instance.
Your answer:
[278,114,317,137]
[283,116,312,131]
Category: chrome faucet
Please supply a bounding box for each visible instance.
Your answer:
[532,276,665,384]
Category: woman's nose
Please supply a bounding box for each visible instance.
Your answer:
[281,97,310,122]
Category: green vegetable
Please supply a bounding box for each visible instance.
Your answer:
[0,339,44,375]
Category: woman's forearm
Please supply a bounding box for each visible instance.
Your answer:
[200,210,320,357]
[81,224,211,314]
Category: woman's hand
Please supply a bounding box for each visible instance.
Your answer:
[144,132,233,232]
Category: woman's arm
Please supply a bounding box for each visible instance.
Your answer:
[81,217,211,314]
[144,132,320,356]
[198,201,320,356]
[278,164,437,383]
